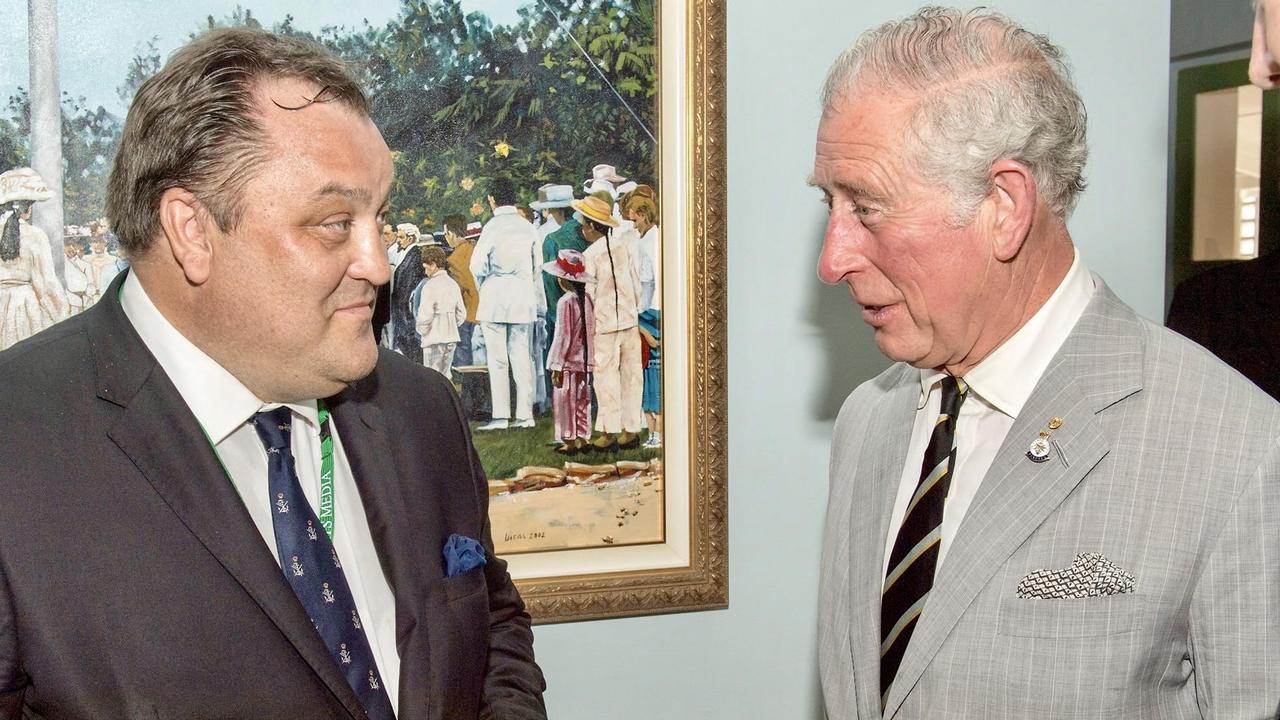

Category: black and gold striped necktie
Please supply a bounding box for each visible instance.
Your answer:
[879,375,968,708]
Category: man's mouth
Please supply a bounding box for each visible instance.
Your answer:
[860,303,895,326]
[335,297,375,315]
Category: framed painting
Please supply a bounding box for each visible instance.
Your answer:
[2,0,726,623]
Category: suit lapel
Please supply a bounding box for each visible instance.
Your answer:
[883,281,1144,717]
[327,386,434,717]
[845,367,918,715]
[91,275,365,719]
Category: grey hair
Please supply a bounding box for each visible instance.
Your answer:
[820,6,1088,221]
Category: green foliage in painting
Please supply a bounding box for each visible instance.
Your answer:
[4,0,657,232]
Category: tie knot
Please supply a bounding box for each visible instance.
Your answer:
[251,407,293,451]
[939,376,968,417]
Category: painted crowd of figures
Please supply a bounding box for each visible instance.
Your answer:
[376,165,663,455]
[0,167,128,352]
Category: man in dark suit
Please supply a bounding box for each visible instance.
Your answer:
[1166,252,1280,400]
[391,225,429,364]
[0,27,546,719]
[1167,0,1280,402]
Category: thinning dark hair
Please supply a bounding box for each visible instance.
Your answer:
[106,26,369,258]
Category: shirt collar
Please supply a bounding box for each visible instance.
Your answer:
[494,205,518,216]
[918,250,1095,418]
[120,272,319,444]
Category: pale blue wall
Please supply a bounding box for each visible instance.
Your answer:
[532,2,1171,717]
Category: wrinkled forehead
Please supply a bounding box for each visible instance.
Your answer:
[815,88,918,158]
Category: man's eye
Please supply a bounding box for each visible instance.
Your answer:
[853,202,880,218]
[323,219,353,232]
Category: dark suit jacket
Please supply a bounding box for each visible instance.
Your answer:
[392,246,427,359]
[0,274,546,719]
[1167,252,1280,401]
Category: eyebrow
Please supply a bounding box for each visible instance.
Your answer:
[806,175,888,205]
[312,182,373,204]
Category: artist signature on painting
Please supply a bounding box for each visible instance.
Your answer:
[503,530,548,543]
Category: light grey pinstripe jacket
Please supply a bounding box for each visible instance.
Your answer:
[819,279,1280,719]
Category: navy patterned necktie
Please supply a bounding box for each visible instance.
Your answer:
[251,407,395,719]
[879,376,968,709]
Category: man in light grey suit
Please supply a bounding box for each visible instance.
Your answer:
[813,7,1280,718]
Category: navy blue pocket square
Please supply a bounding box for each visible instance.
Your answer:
[443,534,487,578]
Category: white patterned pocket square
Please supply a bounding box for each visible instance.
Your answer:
[1016,552,1135,599]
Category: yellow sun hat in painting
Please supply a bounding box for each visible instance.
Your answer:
[570,195,619,228]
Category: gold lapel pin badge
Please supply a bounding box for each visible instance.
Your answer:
[1026,416,1063,463]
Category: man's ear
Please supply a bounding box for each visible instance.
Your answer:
[986,159,1037,262]
[157,188,215,285]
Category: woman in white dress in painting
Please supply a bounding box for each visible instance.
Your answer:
[0,167,68,351]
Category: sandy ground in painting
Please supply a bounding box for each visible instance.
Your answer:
[491,473,665,554]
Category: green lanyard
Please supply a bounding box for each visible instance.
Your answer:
[316,399,336,541]
[204,400,337,542]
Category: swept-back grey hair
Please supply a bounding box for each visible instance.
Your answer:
[820,6,1088,221]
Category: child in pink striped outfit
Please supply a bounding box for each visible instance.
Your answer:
[544,249,596,454]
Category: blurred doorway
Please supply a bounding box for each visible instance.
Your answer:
[1170,58,1280,287]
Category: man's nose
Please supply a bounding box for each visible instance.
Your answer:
[1249,50,1280,89]
[353,224,392,286]
[817,219,862,285]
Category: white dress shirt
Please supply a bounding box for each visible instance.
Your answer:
[883,251,1096,578]
[120,272,402,712]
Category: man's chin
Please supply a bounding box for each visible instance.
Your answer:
[873,333,928,368]
[310,339,379,397]
[337,341,380,382]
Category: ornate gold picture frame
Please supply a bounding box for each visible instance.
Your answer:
[507,0,727,623]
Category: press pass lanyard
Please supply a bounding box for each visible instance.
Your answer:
[203,400,337,542]
[315,399,336,541]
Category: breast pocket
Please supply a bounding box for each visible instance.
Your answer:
[997,593,1140,639]
[440,565,487,603]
